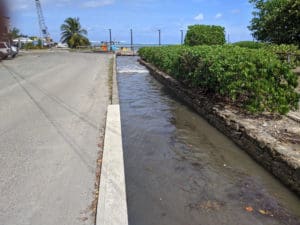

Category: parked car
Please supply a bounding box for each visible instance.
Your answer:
[0,42,11,60]
[0,42,18,60]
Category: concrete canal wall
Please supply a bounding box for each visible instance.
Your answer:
[139,59,300,196]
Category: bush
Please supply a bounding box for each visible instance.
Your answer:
[263,44,299,54]
[264,44,300,67]
[139,46,299,114]
[37,39,43,48]
[233,41,267,49]
[23,43,42,50]
[184,25,226,46]
[138,46,184,75]
[233,42,300,66]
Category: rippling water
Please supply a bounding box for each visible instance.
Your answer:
[117,56,300,225]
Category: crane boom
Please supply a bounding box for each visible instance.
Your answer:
[35,0,51,44]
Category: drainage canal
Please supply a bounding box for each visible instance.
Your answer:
[117,56,300,225]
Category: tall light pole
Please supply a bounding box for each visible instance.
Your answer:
[130,29,133,51]
[180,30,184,45]
[109,28,112,51]
[158,29,161,46]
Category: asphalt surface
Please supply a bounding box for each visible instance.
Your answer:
[0,51,111,225]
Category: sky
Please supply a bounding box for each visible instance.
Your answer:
[7,0,254,44]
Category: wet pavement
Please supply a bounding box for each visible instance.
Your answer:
[117,56,300,225]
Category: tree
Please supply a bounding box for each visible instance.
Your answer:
[37,39,43,48]
[60,17,90,48]
[184,25,225,46]
[9,27,21,39]
[249,0,300,46]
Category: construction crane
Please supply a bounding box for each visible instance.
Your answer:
[35,0,51,46]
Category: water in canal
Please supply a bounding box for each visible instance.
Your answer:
[117,57,300,225]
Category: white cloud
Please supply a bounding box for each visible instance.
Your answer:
[194,13,204,21]
[82,0,115,8]
[215,13,222,19]
[9,0,31,11]
[54,0,72,7]
[9,0,73,11]
[12,4,29,11]
[231,9,241,14]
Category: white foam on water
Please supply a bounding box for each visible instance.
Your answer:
[118,64,149,74]
[118,69,149,74]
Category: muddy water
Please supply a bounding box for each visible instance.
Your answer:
[117,57,300,225]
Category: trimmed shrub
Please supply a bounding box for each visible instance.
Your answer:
[264,44,299,53]
[233,41,267,49]
[139,46,299,114]
[23,43,43,50]
[184,25,226,46]
[233,42,300,66]
[138,46,185,75]
[265,44,300,67]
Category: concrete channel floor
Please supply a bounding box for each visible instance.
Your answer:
[0,51,111,225]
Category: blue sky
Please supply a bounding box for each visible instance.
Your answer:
[8,0,254,44]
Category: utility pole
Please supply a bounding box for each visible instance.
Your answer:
[109,28,112,51]
[180,30,184,45]
[130,29,133,51]
[227,33,230,44]
[158,29,161,46]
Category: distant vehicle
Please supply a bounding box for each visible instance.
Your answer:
[10,45,18,58]
[57,42,68,48]
[0,42,11,60]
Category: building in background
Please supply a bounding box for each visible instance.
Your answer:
[0,16,10,39]
[0,0,10,41]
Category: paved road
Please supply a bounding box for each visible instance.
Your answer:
[0,51,111,225]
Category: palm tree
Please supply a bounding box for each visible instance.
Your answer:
[60,17,90,48]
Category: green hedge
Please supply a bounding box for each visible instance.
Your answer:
[233,42,300,66]
[138,46,299,114]
[233,41,267,49]
[232,42,299,54]
[23,43,43,50]
[266,44,300,67]
[184,25,226,46]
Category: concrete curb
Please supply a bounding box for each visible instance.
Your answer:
[287,112,300,123]
[96,56,128,225]
[112,54,119,104]
[96,105,128,225]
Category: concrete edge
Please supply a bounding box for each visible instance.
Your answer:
[286,112,300,123]
[139,58,300,196]
[96,104,128,225]
[112,54,119,104]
